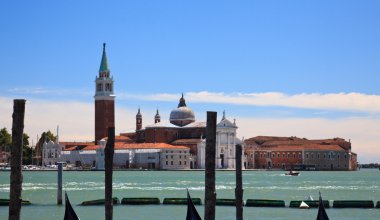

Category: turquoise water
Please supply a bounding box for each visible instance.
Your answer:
[0,169,379,220]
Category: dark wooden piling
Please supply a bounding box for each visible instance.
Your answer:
[105,127,115,220]
[235,144,243,220]
[204,111,217,220]
[57,162,63,205]
[9,99,26,220]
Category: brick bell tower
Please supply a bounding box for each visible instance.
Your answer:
[94,43,115,143]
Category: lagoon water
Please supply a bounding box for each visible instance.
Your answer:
[0,169,379,220]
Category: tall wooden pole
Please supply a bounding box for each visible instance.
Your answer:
[105,127,115,220]
[57,162,63,205]
[204,111,217,220]
[235,144,243,220]
[9,99,26,220]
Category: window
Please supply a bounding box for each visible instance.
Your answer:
[166,155,168,159]
[171,155,173,159]
[179,155,182,159]
[184,161,186,165]
[318,153,320,159]
[299,153,302,159]
[179,161,182,165]
[283,153,285,158]
[166,161,168,165]
[287,153,290,158]
[184,156,186,159]
[277,153,280,158]
[311,153,314,159]
[293,153,296,158]
[171,161,173,165]
[306,154,309,159]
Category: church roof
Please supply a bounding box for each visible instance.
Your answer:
[169,94,195,126]
[99,43,110,73]
[145,121,178,128]
[171,139,203,145]
[182,121,206,128]
[217,111,237,128]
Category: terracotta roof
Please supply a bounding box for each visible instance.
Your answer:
[65,146,78,151]
[82,145,101,151]
[60,142,94,147]
[102,135,133,142]
[115,142,189,150]
[245,136,351,148]
[255,144,345,152]
[171,139,202,145]
[64,143,188,151]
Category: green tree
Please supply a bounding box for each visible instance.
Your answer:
[0,127,12,152]
[22,133,32,165]
[35,131,57,165]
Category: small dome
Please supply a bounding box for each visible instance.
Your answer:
[169,94,195,127]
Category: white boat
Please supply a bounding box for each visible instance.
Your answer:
[299,201,310,209]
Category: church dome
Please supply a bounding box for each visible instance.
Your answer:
[169,94,195,127]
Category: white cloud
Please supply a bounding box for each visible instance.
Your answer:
[7,87,91,97]
[123,91,380,114]
[0,97,135,143]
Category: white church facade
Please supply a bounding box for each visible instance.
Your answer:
[197,111,244,169]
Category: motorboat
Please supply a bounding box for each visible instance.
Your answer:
[285,170,300,176]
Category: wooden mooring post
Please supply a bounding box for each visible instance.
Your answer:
[105,127,115,220]
[57,162,63,205]
[204,111,217,220]
[9,99,26,220]
[235,144,243,220]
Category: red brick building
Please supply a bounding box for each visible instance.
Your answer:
[245,136,357,171]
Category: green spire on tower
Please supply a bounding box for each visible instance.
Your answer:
[99,43,110,73]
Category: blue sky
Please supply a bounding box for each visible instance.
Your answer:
[1,1,380,162]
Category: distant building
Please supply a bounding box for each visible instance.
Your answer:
[127,95,243,169]
[197,112,243,169]
[60,140,190,170]
[244,136,357,171]
[42,140,63,166]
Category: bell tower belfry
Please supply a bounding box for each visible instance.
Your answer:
[94,43,115,143]
[136,108,142,131]
[154,109,161,124]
